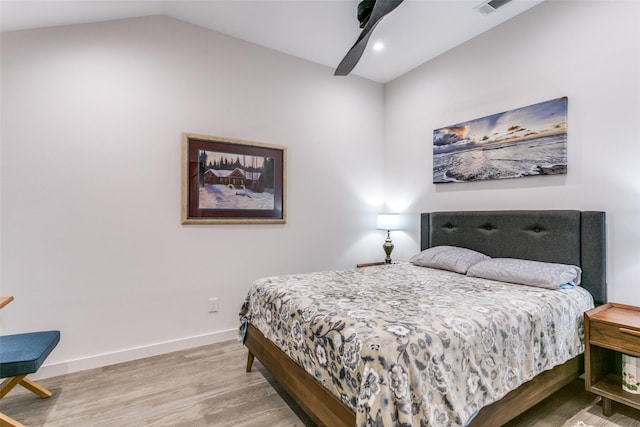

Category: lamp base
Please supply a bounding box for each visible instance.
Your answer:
[383,230,394,264]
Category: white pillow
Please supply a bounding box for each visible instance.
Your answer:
[410,246,490,274]
[466,258,582,289]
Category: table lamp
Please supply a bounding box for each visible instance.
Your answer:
[376,213,401,264]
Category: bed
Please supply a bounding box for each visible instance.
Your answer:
[240,210,606,426]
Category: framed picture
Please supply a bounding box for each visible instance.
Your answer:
[182,133,286,224]
[433,97,568,183]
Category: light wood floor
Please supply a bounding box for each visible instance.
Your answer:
[1,340,639,426]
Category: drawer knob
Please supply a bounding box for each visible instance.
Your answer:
[619,327,640,338]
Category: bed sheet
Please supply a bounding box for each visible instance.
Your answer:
[239,262,594,426]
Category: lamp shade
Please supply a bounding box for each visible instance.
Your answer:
[376,213,401,231]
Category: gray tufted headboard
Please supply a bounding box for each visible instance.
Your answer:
[420,210,607,305]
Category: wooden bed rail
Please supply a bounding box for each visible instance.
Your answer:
[244,323,354,427]
[245,322,584,427]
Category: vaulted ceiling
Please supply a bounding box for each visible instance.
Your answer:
[0,0,543,82]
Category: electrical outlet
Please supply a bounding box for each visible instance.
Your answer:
[208,298,220,313]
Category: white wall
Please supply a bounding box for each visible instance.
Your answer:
[0,16,385,376]
[385,1,640,305]
[3,0,639,378]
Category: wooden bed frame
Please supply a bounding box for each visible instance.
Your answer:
[244,210,607,426]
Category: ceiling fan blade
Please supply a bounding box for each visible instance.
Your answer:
[334,25,377,76]
[335,0,404,76]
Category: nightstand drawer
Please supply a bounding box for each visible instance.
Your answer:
[590,321,640,355]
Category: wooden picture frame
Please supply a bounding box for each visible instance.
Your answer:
[182,133,286,224]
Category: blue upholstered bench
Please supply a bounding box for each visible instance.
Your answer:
[0,331,61,382]
[0,297,60,427]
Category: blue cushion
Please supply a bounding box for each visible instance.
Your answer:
[0,331,60,378]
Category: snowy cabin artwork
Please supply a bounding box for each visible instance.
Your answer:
[182,133,286,224]
[198,150,275,210]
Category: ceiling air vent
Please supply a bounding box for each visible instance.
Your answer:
[474,0,512,15]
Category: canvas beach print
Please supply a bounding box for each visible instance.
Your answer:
[433,97,568,183]
[182,133,286,224]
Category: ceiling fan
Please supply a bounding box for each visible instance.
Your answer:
[334,0,404,76]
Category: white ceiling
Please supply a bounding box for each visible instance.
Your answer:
[0,0,544,83]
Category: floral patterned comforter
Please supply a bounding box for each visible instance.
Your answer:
[239,262,594,426]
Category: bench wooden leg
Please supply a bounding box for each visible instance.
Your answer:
[19,377,52,398]
[0,411,26,427]
[0,376,52,399]
[0,376,24,399]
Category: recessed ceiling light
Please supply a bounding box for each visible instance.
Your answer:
[373,42,384,51]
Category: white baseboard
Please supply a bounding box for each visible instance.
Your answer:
[32,328,239,380]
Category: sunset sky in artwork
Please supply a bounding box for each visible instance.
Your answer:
[434,97,567,149]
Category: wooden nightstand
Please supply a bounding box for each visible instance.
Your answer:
[584,303,640,416]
